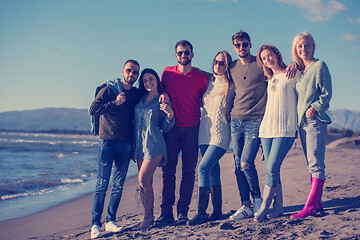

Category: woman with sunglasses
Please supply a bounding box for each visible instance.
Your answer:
[134,68,175,229]
[254,45,300,222]
[188,51,234,225]
[290,32,332,219]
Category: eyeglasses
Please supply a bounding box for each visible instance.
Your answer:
[213,60,225,66]
[176,50,191,56]
[270,78,278,91]
[233,42,249,49]
[125,68,139,75]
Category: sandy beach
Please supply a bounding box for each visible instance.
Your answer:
[0,134,359,240]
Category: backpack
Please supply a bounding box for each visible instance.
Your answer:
[90,78,123,135]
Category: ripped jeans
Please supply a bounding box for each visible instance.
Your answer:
[91,139,132,227]
[230,119,262,206]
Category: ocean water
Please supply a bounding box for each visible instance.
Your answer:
[0,131,138,221]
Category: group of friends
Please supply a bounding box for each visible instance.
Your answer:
[88,30,332,239]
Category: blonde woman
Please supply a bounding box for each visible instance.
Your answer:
[290,32,332,219]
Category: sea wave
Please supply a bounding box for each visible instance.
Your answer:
[0,177,88,201]
[1,189,53,200]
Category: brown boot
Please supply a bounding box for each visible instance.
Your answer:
[139,186,154,229]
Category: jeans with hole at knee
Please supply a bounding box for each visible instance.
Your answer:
[230,119,262,206]
[261,137,295,188]
[91,139,132,227]
[198,145,226,187]
[299,115,327,180]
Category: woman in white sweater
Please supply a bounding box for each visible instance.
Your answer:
[188,50,234,225]
[254,45,300,222]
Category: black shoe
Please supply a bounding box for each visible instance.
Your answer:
[187,212,209,226]
[176,212,189,225]
[154,213,175,226]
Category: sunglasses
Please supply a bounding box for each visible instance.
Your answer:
[233,42,249,49]
[176,50,191,56]
[213,60,226,66]
[125,68,139,75]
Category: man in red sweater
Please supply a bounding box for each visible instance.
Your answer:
[155,40,209,226]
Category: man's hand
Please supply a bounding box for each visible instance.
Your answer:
[115,92,126,106]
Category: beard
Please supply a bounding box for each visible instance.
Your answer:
[238,52,249,58]
[123,76,137,85]
[178,58,191,66]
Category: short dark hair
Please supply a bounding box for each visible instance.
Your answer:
[232,30,251,44]
[175,40,193,52]
[123,59,140,68]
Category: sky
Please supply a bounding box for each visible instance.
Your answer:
[0,0,359,113]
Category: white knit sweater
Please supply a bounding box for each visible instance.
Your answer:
[199,74,232,150]
[259,71,300,138]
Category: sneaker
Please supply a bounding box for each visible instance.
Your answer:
[105,221,123,233]
[253,198,263,215]
[177,212,189,225]
[229,205,253,220]
[154,213,175,226]
[90,225,102,239]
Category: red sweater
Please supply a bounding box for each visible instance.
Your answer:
[161,66,208,127]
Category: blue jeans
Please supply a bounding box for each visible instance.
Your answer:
[230,119,262,206]
[299,115,327,180]
[261,137,295,188]
[198,145,226,187]
[91,139,132,227]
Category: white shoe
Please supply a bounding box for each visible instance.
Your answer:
[91,225,102,239]
[229,205,253,220]
[253,198,263,215]
[105,221,123,233]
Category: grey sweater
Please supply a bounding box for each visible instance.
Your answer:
[229,56,267,120]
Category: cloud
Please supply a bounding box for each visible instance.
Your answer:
[274,0,347,22]
[349,46,360,51]
[348,17,360,25]
[341,33,358,41]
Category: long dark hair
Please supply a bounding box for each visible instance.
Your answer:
[138,68,162,96]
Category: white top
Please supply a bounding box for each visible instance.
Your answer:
[199,74,233,150]
[259,71,300,138]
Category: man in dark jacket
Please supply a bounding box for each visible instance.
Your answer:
[88,59,142,239]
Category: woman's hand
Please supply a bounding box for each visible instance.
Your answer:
[284,62,298,79]
[160,103,174,121]
[305,106,316,119]
[159,93,170,104]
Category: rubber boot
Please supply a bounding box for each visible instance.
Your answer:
[291,177,325,219]
[254,185,277,222]
[209,185,222,221]
[187,187,210,226]
[267,183,283,219]
[310,176,323,212]
[139,186,154,229]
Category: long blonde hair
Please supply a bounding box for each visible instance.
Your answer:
[292,32,316,71]
[256,44,287,80]
[212,50,234,97]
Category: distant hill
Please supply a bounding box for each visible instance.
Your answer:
[328,109,360,131]
[0,108,359,132]
[0,108,90,132]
